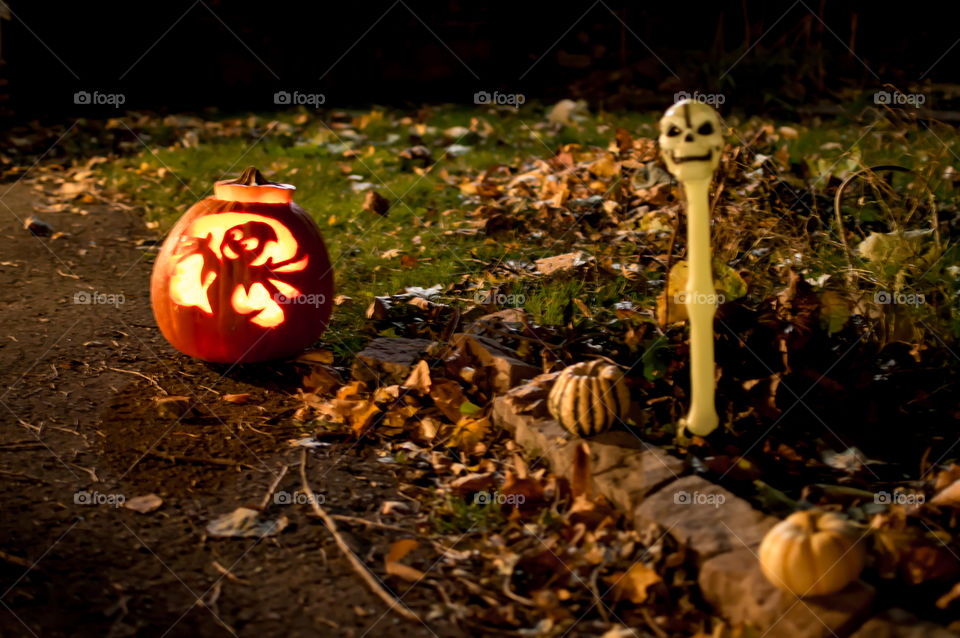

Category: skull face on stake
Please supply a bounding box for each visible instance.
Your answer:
[658,99,723,182]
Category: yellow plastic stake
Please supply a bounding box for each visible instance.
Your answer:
[658,99,724,437]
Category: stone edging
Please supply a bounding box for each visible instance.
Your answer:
[492,392,957,638]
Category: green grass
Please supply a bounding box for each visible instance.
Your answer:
[99,103,960,350]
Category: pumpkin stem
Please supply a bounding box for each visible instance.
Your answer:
[231,167,273,186]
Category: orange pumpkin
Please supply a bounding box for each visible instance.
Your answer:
[758,509,865,597]
[151,167,334,363]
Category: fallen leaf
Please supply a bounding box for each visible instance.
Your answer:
[154,396,192,420]
[819,289,852,335]
[385,539,425,582]
[302,366,342,395]
[857,229,934,267]
[402,360,432,395]
[937,581,960,609]
[535,251,592,276]
[449,472,496,494]
[605,563,662,604]
[447,416,491,452]
[206,507,288,538]
[589,154,619,178]
[222,393,251,405]
[297,349,335,365]
[349,401,381,435]
[931,479,960,507]
[363,190,390,216]
[429,379,467,421]
[124,494,163,514]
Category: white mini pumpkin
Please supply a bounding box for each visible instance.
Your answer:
[758,509,865,597]
[547,360,630,437]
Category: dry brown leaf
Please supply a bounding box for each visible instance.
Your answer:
[385,539,425,582]
[604,563,662,604]
[418,416,441,441]
[501,472,544,510]
[449,472,496,494]
[934,465,960,491]
[124,494,163,514]
[350,402,381,435]
[222,393,251,404]
[302,366,342,395]
[402,360,432,395]
[447,416,490,452]
[337,381,367,400]
[931,479,960,507]
[297,349,335,365]
[429,379,467,422]
[901,543,959,585]
[937,581,960,609]
[573,298,593,318]
[363,190,390,216]
[589,155,619,178]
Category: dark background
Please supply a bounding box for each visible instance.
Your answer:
[1,0,958,118]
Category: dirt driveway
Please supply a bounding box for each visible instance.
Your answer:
[0,181,454,638]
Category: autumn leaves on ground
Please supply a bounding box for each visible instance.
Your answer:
[3,99,960,636]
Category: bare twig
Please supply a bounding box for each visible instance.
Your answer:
[641,607,669,638]
[330,514,454,553]
[136,448,254,469]
[299,449,419,622]
[211,560,250,585]
[107,367,168,396]
[258,465,289,510]
[0,468,50,484]
[0,550,33,569]
[0,440,45,451]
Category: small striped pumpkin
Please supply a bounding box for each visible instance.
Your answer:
[547,360,630,437]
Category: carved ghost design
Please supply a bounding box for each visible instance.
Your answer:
[168,213,309,328]
[658,99,724,182]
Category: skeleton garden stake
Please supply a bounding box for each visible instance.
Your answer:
[659,99,724,437]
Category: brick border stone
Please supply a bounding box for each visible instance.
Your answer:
[491,386,958,638]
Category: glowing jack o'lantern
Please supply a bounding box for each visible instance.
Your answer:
[151,167,334,363]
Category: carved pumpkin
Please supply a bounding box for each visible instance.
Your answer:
[151,167,334,363]
[758,510,865,597]
[547,360,630,437]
